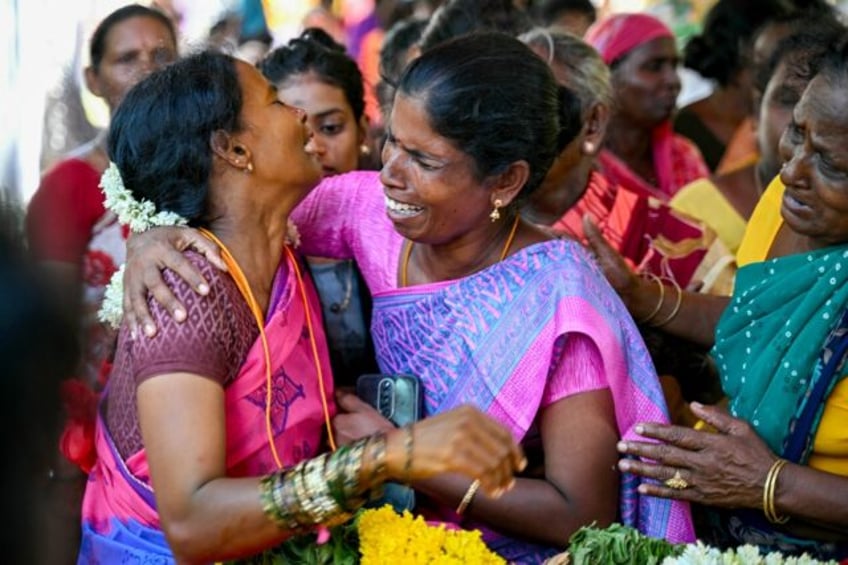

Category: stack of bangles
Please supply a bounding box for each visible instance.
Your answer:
[637,273,683,328]
[259,433,388,531]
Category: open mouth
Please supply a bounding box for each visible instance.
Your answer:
[384,195,424,217]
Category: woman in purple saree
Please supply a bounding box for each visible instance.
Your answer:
[77,51,524,564]
[123,34,693,564]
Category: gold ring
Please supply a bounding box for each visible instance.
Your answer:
[664,470,689,490]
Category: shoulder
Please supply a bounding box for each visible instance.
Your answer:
[33,159,103,208]
[160,251,237,308]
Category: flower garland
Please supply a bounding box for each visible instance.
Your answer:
[97,162,188,329]
[226,505,505,564]
[96,161,301,329]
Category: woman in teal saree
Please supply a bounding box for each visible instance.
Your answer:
[613,39,848,560]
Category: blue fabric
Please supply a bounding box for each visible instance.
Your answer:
[78,518,174,564]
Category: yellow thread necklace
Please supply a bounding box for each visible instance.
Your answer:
[400,214,521,288]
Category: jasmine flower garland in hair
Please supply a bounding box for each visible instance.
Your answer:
[97,162,188,329]
[97,162,302,329]
[100,161,189,233]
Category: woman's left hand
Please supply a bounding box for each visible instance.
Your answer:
[617,402,776,509]
[332,390,395,445]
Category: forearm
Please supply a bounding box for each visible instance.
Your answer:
[626,279,729,347]
[414,475,612,547]
[776,462,848,528]
[165,436,396,564]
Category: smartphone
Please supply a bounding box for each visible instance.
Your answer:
[355,374,422,512]
[355,373,422,428]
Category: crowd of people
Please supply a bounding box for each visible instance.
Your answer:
[15,0,848,563]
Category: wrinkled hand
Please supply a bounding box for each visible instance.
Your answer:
[616,402,775,509]
[582,215,638,300]
[123,227,224,337]
[332,390,395,445]
[389,405,526,498]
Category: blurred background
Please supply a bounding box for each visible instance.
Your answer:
[2,0,846,210]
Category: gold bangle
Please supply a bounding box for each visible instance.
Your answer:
[763,458,790,524]
[456,479,481,515]
[636,273,665,324]
[652,277,682,328]
[402,425,414,484]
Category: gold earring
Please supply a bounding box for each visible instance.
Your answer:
[245,162,254,173]
[490,199,503,222]
[360,143,371,157]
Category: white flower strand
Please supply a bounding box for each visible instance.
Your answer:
[97,161,302,330]
[100,162,189,234]
[98,161,188,329]
[661,542,836,565]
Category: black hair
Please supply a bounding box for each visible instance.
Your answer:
[90,4,177,72]
[377,17,428,113]
[257,28,365,121]
[755,20,847,96]
[683,0,793,86]
[419,0,534,52]
[398,32,563,201]
[532,0,596,28]
[108,51,243,227]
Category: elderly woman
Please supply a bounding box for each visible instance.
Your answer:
[520,28,718,293]
[616,40,848,560]
[585,13,709,200]
[78,51,524,564]
[120,33,693,563]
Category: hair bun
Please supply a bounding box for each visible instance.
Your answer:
[299,27,346,53]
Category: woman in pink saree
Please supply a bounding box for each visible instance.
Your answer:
[78,51,524,564]
[122,34,694,564]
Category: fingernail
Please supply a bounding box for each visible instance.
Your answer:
[519,457,528,472]
[691,401,703,410]
[638,484,648,494]
[198,284,209,295]
[507,479,516,491]
[618,460,631,472]
[144,323,156,337]
[174,308,186,322]
[617,441,628,452]
[634,424,644,435]
[491,487,504,499]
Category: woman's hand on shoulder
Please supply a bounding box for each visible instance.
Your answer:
[124,227,225,337]
[616,402,775,509]
[582,215,639,301]
[385,405,526,497]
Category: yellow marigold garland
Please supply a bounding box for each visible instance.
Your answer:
[358,505,505,564]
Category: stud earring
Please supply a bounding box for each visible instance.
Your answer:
[359,143,371,157]
[583,141,595,153]
[490,199,503,222]
[245,162,254,173]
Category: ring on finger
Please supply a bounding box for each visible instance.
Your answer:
[664,470,689,490]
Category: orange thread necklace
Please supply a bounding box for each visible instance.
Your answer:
[199,228,337,470]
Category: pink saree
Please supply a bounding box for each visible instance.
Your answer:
[78,249,335,563]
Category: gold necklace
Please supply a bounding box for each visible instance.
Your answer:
[400,214,521,287]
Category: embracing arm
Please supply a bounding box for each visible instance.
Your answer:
[139,374,524,564]
[583,216,728,348]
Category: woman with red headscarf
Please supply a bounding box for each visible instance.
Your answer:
[585,13,709,200]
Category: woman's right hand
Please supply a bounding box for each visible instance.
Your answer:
[123,227,225,337]
[582,214,639,301]
[385,405,526,498]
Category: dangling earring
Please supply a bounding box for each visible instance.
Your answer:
[245,161,254,174]
[490,199,503,222]
[359,143,371,157]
